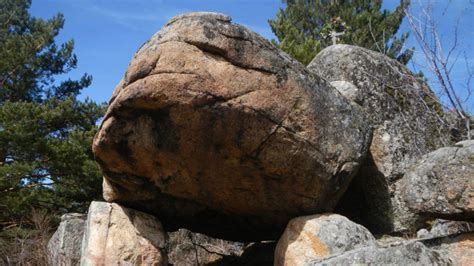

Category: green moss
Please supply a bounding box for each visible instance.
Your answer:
[423,93,444,117]
[385,85,410,111]
[385,85,395,97]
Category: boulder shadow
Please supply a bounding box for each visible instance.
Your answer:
[335,153,394,234]
[206,241,276,266]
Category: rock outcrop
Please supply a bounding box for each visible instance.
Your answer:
[40,11,474,266]
[308,44,450,233]
[274,214,375,265]
[93,12,371,240]
[47,213,86,266]
[402,140,474,221]
[80,201,167,265]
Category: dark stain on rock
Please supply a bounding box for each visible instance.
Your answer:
[116,139,133,161]
[335,154,394,234]
[203,25,216,39]
[105,170,160,200]
[141,108,179,152]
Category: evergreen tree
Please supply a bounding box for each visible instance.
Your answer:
[269,0,413,65]
[0,0,105,230]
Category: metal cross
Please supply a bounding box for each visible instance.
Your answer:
[330,31,345,45]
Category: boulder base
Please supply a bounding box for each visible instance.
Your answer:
[167,229,275,265]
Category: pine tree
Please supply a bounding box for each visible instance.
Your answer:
[0,0,105,230]
[269,0,413,65]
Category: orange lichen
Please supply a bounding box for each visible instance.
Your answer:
[303,231,330,257]
[446,233,474,266]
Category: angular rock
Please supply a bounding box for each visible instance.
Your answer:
[80,201,167,265]
[308,44,451,233]
[47,213,86,266]
[167,228,275,265]
[403,140,474,221]
[307,241,451,265]
[417,219,474,239]
[167,228,244,265]
[274,214,376,266]
[93,13,371,240]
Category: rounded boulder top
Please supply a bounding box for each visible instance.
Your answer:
[166,12,232,25]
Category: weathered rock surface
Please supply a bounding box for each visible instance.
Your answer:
[402,140,474,221]
[80,201,167,265]
[308,44,450,233]
[307,241,451,265]
[47,213,86,266]
[274,214,376,266]
[93,12,371,240]
[323,233,470,265]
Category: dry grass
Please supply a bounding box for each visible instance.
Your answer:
[0,209,54,265]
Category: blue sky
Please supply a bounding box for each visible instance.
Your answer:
[30,0,473,111]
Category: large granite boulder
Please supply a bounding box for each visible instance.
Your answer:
[308,44,451,233]
[47,213,86,266]
[274,214,376,266]
[93,13,371,240]
[80,201,167,265]
[402,140,474,221]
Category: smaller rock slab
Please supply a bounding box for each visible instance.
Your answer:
[403,140,474,220]
[81,201,167,265]
[48,213,86,266]
[274,214,375,266]
[167,228,244,265]
[167,228,276,265]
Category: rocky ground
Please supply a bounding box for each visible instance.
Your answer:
[47,12,473,265]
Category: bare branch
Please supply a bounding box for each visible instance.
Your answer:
[405,1,472,139]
